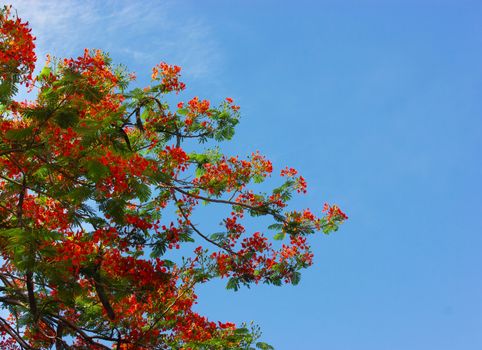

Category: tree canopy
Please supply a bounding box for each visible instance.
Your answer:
[0,5,347,349]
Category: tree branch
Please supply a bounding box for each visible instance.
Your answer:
[0,316,33,349]
[173,186,285,221]
[46,314,111,350]
[173,193,236,255]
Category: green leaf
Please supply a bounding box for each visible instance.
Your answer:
[177,108,188,116]
[132,181,152,202]
[100,198,125,222]
[0,75,19,104]
[226,277,240,291]
[4,126,33,140]
[267,223,283,230]
[195,166,206,178]
[38,66,51,80]
[68,186,93,202]
[54,108,79,128]
[162,260,175,268]
[0,228,25,240]
[179,230,194,243]
[140,108,150,121]
[291,271,301,285]
[233,327,249,335]
[150,240,167,258]
[253,174,264,184]
[84,159,110,181]
[33,165,50,179]
[273,232,285,240]
[210,232,226,241]
[256,342,275,350]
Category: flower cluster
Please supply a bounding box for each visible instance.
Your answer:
[152,62,186,92]
[194,152,273,195]
[61,49,118,90]
[0,5,36,84]
[323,203,349,221]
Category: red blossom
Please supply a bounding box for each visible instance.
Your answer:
[152,61,186,92]
[0,6,36,85]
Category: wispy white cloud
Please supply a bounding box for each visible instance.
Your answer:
[9,0,222,80]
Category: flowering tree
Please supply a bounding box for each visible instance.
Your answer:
[0,6,347,349]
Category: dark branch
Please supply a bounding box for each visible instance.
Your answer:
[173,186,285,221]
[174,193,236,255]
[0,316,33,349]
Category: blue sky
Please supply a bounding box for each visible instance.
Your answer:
[10,1,482,349]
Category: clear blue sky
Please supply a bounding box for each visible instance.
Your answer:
[11,1,482,349]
